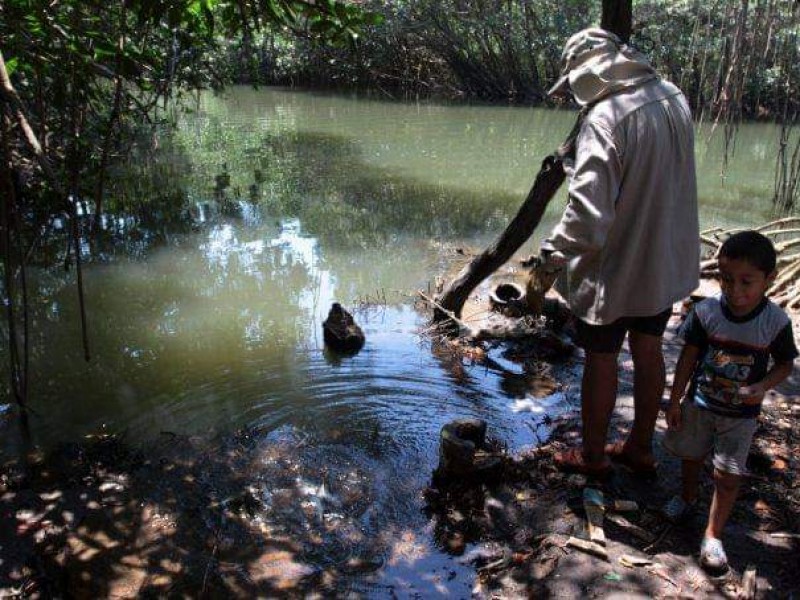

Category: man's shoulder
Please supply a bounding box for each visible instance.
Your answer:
[587,79,689,129]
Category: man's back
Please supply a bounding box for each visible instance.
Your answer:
[549,78,699,324]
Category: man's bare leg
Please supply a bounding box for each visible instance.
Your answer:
[622,330,665,463]
[581,350,619,466]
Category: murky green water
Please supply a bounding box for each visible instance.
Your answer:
[0,87,785,595]
[15,87,779,441]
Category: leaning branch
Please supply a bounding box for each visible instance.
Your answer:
[434,112,585,321]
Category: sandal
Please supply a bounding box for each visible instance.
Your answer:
[605,441,658,478]
[554,447,612,478]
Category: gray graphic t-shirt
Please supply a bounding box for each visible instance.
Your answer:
[680,293,798,418]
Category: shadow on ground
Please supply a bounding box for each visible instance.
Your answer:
[0,427,399,597]
[422,311,800,598]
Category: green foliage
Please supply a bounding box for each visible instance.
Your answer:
[239,0,598,99]
[245,0,800,121]
[0,0,379,218]
[0,1,380,402]
[3,0,800,227]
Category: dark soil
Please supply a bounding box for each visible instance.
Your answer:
[423,290,800,599]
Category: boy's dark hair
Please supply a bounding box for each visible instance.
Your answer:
[720,230,776,274]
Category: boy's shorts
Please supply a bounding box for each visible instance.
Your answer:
[574,308,672,354]
[662,400,757,476]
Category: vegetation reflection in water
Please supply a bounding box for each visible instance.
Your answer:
[0,86,789,594]
[6,85,786,461]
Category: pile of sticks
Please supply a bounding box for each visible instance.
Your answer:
[700,217,800,310]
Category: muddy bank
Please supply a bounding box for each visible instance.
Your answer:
[423,270,800,598]
[424,392,800,598]
[0,428,416,597]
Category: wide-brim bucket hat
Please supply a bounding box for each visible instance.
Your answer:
[548,28,657,106]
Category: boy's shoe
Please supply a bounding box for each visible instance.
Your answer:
[662,495,696,523]
[699,536,729,573]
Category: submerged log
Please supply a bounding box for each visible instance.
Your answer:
[435,114,585,322]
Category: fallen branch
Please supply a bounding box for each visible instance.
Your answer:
[643,522,673,554]
[417,290,471,333]
[698,221,800,310]
[768,258,800,295]
[605,513,656,543]
[739,564,757,600]
[646,564,679,589]
[755,217,800,231]
[769,531,800,539]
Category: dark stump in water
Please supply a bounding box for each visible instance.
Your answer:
[433,418,504,484]
[323,303,365,353]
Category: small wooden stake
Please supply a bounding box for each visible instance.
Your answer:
[739,564,757,600]
[583,488,606,546]
[566,536,608,560]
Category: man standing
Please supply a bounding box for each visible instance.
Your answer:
[540,28,699,476]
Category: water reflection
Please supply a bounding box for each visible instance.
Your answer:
[15,200,525,453]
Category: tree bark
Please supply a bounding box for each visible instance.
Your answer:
[435,115,582,320]
[0,51,61,191]
[601,0,633,43]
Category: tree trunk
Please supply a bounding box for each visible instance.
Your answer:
[435,115,582,320]
[601,0,633,43]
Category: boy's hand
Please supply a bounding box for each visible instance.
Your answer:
[666,400,682,430]
[737,382,766,403]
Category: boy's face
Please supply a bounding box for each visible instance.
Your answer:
[718,256,775,316]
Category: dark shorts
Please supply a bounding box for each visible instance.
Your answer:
[575,308,672,354]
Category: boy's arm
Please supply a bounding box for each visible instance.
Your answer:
[666,343,701,430]
[669,343,701,404]
[739,321,799,401]
[738,360,794,401]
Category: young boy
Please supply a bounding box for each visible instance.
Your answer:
[663,230,798,572]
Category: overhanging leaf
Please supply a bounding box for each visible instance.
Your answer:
[5,56,19,76]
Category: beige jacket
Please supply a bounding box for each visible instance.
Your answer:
[542,78,699,325]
